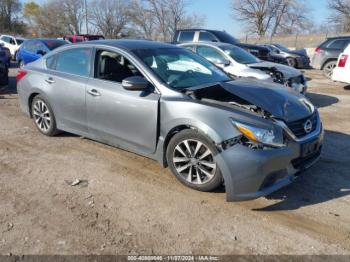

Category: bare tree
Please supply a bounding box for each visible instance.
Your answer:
[0,0,25,33]
[35,1,69,37]
[89,0,129,38]
[128,0,157,39]
[232,0,311,37]
[231,0,275,37]
[278,0,311,34]
[328,0,350,32]
[145,0,205,41]
[61,0,85,34]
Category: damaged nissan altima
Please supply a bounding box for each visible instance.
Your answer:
[17,40,323,201]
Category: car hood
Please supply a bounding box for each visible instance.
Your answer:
[248,61,301,78]
[191,79,314,122]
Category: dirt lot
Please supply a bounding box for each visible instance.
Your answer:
[0,66,350,255]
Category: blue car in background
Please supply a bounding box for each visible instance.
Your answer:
[16,38,68,67]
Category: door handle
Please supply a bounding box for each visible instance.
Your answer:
[45,77,55,84]
[87,89,101,96]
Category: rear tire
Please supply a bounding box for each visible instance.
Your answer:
[31,95,59,136]
[323,60,337,79]
[166,129,223,192]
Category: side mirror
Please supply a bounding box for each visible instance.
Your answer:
[216,59,231,68]
[37,50,46,56]
[276,50,280,54]
[122,76,149,91]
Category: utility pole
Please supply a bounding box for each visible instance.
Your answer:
[84,0,89,34]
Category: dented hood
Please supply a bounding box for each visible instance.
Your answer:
[220,79,314,122]
[248,61,301,79]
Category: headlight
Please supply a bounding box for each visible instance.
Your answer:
[232,121,285,148]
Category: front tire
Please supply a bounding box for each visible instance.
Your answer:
[166,129,223,192]
[31,96,59,136]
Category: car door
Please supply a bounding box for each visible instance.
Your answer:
[21,40,40,65]
[86,48,160,155]
[43,47,92,134]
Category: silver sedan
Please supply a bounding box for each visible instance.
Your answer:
[17,40,323,201]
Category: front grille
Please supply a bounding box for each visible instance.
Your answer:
[291,147,322,170]
[286,113,317,138]
[258,49,269,59]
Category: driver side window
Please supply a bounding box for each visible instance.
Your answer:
[197,46,226,64]
[94,49,142,83]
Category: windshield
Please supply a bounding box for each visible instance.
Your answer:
[134,48,230,90]
[274,44,290,52]
[222,45,260,64]
[16,38,24,45]
[44,40,67,50]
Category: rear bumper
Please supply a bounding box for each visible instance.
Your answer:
[332,67,350,84]
[216,125,324,202]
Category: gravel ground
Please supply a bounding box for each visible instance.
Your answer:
[0,67,350,255]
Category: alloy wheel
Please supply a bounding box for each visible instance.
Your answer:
[33,100,52,132]
[324,62,336,78]
[173,139,217,185]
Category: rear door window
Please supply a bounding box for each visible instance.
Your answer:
[55,48,92,77]
[326,39,350,50]
[197,46,227,64]
[178,31,195,42]
[199,32,217,42]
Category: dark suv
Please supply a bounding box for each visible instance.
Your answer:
[173,29,287,65]
[311,36,350,78]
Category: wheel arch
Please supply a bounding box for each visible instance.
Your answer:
[161,122,223,167]
[28,92,40,118]
[321,58,337,70]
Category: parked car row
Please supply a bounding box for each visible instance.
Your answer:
[179,42,307,94]
[311,36,350,79]
[17,39,323,201]
[0,34,25,59]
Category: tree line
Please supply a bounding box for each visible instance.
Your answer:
[1,0,205,41]
[232,0,350,37]
[1,0,350,40]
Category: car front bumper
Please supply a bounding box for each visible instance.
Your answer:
[295,56,310,68]
[215,123,324,202]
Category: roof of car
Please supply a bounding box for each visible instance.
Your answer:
[326,36,350,40]
[176,29,222,33]
[180,41,235,49]
[77,39,177,50]
[27,38,66,42]
[1,34,25,39]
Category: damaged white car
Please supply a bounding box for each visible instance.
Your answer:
[179,42,307,94]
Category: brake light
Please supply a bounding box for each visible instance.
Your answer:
[338,54,348,67]
[16,70,27,82]
[315,47,321,54]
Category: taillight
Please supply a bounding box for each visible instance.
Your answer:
[338,54,348,67]
[315,47,321,54]
[16,70,27,82]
